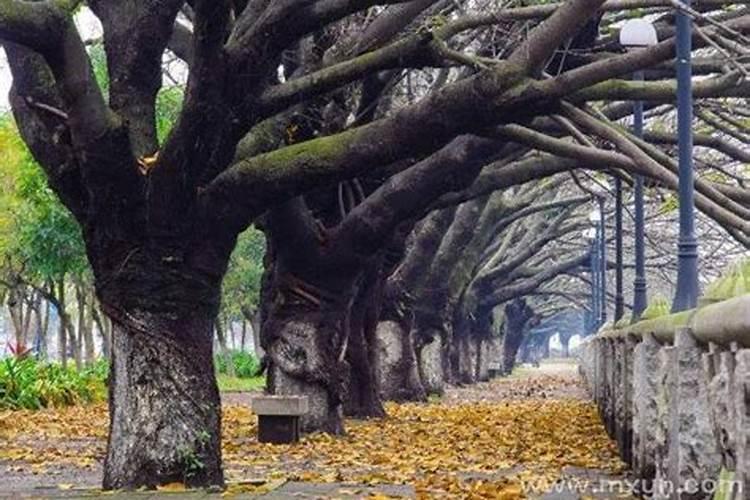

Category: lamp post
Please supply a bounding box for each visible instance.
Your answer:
[588,203,607,328]
[619,19,658,322]
[672,1,700,312]
[596,199,607,326]
[614,175,624,323]
[584,227,599,334]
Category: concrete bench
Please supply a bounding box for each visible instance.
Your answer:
[251,396,309,444]
[488,362,502,379]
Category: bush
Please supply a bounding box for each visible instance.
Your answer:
[215,350,260,379]
[0,357,108,410]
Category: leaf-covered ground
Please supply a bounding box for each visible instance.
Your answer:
[0,361,627,498]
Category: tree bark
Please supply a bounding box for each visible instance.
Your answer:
[375,320,426,402]
[345,262,387,417]
[264,295,350,434]
[56,278,68,367]
[92,305,111,359]
[215,318,235,378]
[500,299,534,375]
[103,307,223,489]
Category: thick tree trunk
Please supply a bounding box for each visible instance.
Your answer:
[86,227,230,489]
[345,266,387,417]
[455,333,479,384]
[375,320,425,402]
[264,303,348,434]
[103,308,223,489]
[476,337,490,382]
[415,327,445,395]
[501,328,525,375]
[500,299,534,376]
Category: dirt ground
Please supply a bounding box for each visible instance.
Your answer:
[0,360,634,499]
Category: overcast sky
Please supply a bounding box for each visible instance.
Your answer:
[0,9,102,112]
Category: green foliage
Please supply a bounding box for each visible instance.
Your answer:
[0,115,88,281]
[178,431,211,482]
[657,194,678,215]
[156,86,184,144]
[702,258,750,304]
[640,295,670,320]
[221,227,266,320]
[0,357,108,410]
[216,374,266,392]
[215,350,260,379]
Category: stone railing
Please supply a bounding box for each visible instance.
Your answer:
[579,294,750,499]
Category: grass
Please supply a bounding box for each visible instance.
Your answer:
[217,374,266,392]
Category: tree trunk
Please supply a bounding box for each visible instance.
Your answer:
[215,318,235,378]
[476,337,490,382]
[345,265,387,417]
[70,317,83,370]
[240,320,247,352]
[7,286,30,348]
[264,300,349,434]
[415,327,445,396]
[560,337,570,358]
[251,311,263,359]
[92,305,111,359]
[541,336,550,359]
[500,299,534,376]
[76,283,96,366]
[375,320,426,402]
[30,296,46,358]
[103,308,223,489]
[84,296,96,365]
[57,278,68,367]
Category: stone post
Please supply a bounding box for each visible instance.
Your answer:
[734,350,750,496]
[633,333,660,483]
[604,339,617,437]
[667,328,721,499]
[613,339,625,444]
[652,344,674,499]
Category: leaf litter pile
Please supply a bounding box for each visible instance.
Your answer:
[0,370,625,498]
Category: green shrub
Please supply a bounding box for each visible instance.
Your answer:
[215,350,260,379]
[0,357,108,410]
[702,258,750,305]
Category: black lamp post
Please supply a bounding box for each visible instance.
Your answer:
[597,196,607,326]
[585,226,599,333]
[619,19,658,322]
[614,177,624,323]
[672,1,700,312]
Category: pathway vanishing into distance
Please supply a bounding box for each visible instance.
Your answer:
[0,360,633,499]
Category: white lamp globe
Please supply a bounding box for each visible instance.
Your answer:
[619,19,658,47]
[588,209,602,224]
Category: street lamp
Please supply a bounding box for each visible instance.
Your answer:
[589,201,607,326]
[672,3,700,312]
[619,18,658,322]
[583,227,599,334]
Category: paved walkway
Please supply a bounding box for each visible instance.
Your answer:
[0,360,635,499]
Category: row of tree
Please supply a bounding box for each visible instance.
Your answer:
[0,0,748,489]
